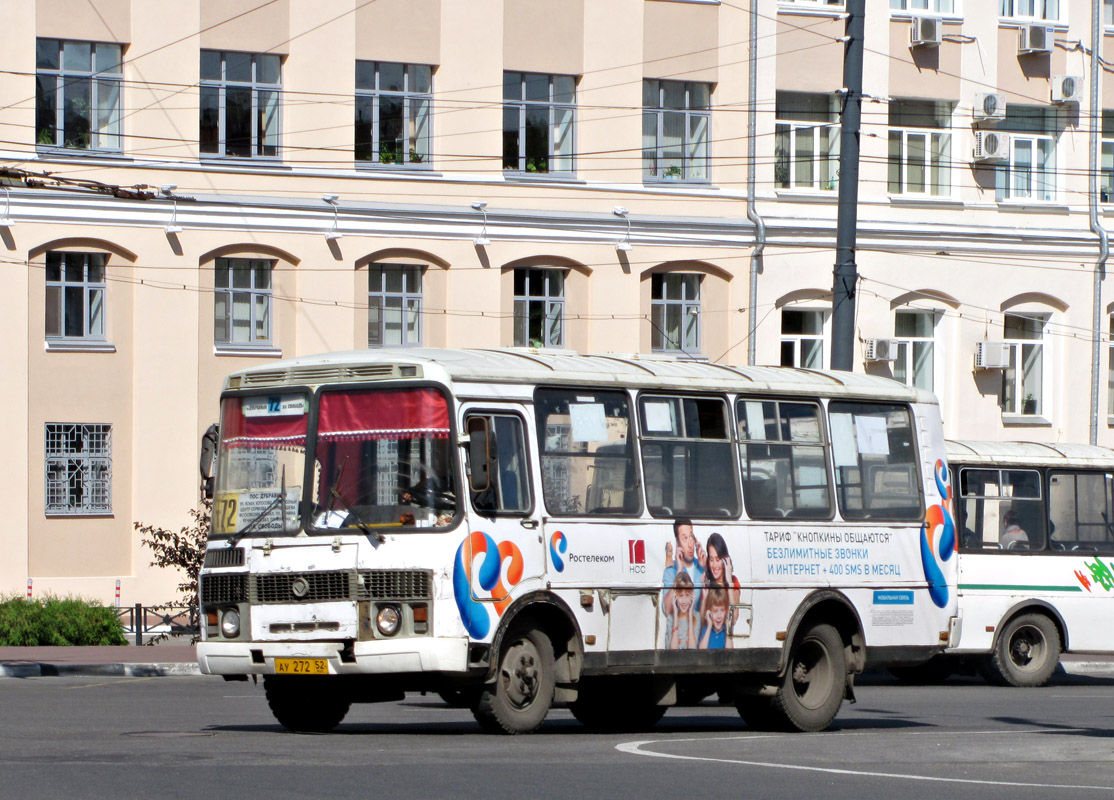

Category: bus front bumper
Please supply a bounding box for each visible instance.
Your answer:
[197,637,470,676]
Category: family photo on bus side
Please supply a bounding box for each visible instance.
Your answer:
[662,518,742,649]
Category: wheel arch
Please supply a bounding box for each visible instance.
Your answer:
[993,599,1068,653]
[780,590,865,675]
[486,591,584,686]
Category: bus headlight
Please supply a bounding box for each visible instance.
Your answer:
[376,606,401,637]
[221,608,241,638]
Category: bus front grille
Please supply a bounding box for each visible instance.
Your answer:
[254,571,352,603]
[204,547,245,568]
[200,573,249,605]
[358,569,433,600]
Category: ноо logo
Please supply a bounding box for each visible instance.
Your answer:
[628,539,646,574]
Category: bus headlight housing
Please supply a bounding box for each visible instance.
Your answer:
[376,605,401,637]
[221,608,241,638]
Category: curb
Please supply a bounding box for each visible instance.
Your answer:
[0,662,201,678]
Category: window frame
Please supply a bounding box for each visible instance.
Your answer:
[214,257,274,347]
[892,309,938,393]
[1000,312,1049,418]
[502,72,577,177]
[774,92,840,192]
[355,61,433,169]
[780,308,828,369]
[651,273,702,353]
[35,38,123,153]
[998,0,1062,23]
[465,411,535,518]
[45,251,107,342]
[367,263,423,348]
[956,466,1046,551]
[44,422,113,516]
[199,50,282,160]
[513,268,566,348]
[889,0,957,13]
[887,100,955,198]
[642,79,712,183]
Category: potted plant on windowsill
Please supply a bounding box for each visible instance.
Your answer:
[1022,394,1037,415]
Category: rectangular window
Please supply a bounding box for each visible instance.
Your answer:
[1109,314,1114,415]
[45,423,112,515]
[45,252,106,340]
[888,100,953,197]
[1102,111,1114,203]
[738,399,832,519]
[514,268,565,348]
[890,0,955,11]
[998,106,1057,202]
[780,0,844,6]
[651,273,701,353]
[829,402,923,521]
[781,309,826,368]
[36,39,122,151]
[893,310,936,391]
[957,468,1044,550]
[368,264,422,347]
[466,414,532,516]
[200,50,281,159]
[1048,471,1114,553]
[214,258,273,346]
[642,80,711,182]
[355,61,432,167]
[640,395,738,518]
[1001,313,1046,416]
[999,0,1061,21]
[1106,0,1114,26]
[503,72,576,175]
[775,92,840,191]
[535,388,639,516]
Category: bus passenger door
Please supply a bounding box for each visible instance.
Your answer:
[460,407,546,608]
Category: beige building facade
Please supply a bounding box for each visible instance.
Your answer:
[1,0,1113,604]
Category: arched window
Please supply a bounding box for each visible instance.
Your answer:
[214,257,273,346]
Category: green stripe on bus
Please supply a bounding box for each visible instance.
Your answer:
[959,583,1084,592]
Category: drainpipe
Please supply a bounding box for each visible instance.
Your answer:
[747,0,767,366]
[1090,0,1109,445]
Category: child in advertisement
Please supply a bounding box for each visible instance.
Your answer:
[699,587,732,649]
[669,572,698,650]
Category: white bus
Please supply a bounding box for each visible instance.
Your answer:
[196,348,957,734]
[912,440,1114,686]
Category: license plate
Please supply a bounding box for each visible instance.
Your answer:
[274,658,329,675]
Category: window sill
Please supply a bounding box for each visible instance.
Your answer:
[214,344,283,358]
[45,340,116,353]
[998,19,1068,31]
[35,147,129,161]
[644,178,714,187]
[996,201,1069,213]
[888,195,963,209]
[355,162,438,175]
[1002,414,1051,426]
[776,5,845,18]
[503,172,585,185]
[45,511,114,518]
[775,189,839,202]
[199,157,288,169]
[889,11,963,22]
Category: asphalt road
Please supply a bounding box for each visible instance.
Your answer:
[3,674,1114,800]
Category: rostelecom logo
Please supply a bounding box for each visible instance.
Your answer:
[550,531,567,572]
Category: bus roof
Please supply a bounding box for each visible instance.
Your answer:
[225,347,937,403]
[946,439,1114,468]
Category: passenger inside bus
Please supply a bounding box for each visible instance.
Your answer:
[999,509,1029,549]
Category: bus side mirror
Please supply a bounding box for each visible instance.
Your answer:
[199,423,219,500]
[466,417,492,493]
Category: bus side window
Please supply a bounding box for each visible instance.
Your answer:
[465,413,532,516]
[1049,471,1114,553]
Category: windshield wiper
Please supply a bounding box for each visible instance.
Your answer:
[226,466,288,548]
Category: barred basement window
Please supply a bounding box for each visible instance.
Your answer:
[45,423,112,515]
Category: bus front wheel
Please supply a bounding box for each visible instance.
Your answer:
[739,622,846,732]
[472,621,556,734]
[985,612,1061,687]
[263,676,351,733]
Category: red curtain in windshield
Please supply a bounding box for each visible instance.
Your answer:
[220,397,308,448]
[318,388,450,441]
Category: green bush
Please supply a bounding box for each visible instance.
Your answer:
[0,595,127,646]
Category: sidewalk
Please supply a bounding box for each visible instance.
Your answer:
[0,644,199,678]
[1,646,1113,680]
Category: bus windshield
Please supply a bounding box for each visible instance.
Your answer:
[213,393,308,538]
[310,387,457,531]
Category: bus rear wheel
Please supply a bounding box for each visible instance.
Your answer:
[985,612,1061,687]
[472,621,555,734]
[264,675,351,733]
[739,622,846,732]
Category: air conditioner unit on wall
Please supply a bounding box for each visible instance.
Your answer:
[973,93,1006,122]
[1019,24,1053,55]
[864,338,898,362]
[972,130,1009,162]
[1051,74,1084,104]
[975,341,1011,370]
[910,16,942,47]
